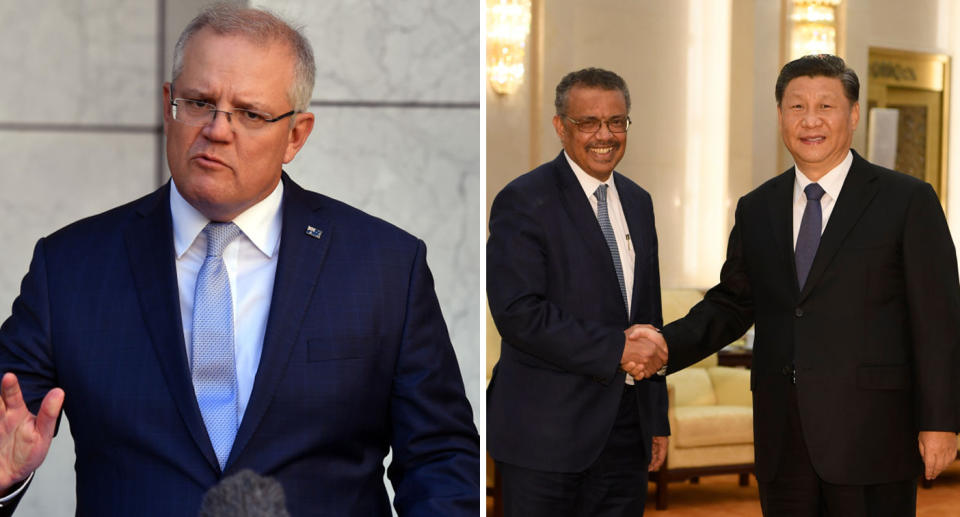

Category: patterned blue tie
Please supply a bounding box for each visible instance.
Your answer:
[795,183,825,289]
[191,222,242,469]
[595,185,628,315]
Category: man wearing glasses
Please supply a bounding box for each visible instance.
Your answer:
[0,4,478,516]
[487,67,668,516]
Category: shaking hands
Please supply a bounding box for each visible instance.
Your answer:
[620,324,668,380]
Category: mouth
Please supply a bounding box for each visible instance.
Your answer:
[191,153,229,169]
[588,145,617,157]
[799,136,826,145]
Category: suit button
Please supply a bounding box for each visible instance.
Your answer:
[781,365,792,375]
[795,307,804,317]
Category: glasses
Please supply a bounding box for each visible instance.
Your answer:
[563,115,631,134]
[170,98,297,130]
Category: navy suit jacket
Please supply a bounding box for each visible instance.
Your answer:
[486,152,669,472]
[0,174,479,516]
[663,151,960,484]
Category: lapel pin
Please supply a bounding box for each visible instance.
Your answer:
[305,226,323,239]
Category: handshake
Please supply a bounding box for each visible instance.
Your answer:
[620,324,668,380]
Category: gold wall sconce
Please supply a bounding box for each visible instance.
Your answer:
[486,0,532,95]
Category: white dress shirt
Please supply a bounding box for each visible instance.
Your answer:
[170,180,283,421]
[792,150,853,248]
[565,152,637,385]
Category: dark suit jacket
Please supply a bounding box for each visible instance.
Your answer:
[487,152,669,472]
[0,174,479,516]
[663,150,960,484]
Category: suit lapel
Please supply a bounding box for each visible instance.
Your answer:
[616,173,650,322]
[799,152,879,301]
[766,170,798,294]
[553,153,627,317]
[123,184,221,471]
[228,174,333,466]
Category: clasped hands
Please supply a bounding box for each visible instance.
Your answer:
[620,324,668,380]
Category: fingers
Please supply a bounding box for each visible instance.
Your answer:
[919,432,957,480]
[924,451,944,480]
[924,450,950,480]
[621,361,648,380]
[35,389,64,440]
[649,436,667,472]
[0,373,26,414]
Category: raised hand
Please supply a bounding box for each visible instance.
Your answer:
[0,373,64,492]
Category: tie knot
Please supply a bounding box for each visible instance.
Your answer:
[203,222,241,257]
[804,183,825,201]
[594,184,609,202]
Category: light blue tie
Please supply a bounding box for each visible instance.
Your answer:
[595,185,628,315]
[191,222,242,469]
[795,183,825,290]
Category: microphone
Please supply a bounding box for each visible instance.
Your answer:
[197,469,290,517]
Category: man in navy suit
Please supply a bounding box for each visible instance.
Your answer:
[487,68,668,517]
[0,5,478,516]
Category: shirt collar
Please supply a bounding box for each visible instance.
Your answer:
[564,150,618,200]
[170,179,284,259]
[794,150,852,203]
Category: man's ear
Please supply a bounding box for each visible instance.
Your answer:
[552,114,566,140]
[283,112,315,164]
[849,101,860,132]
[162,83,174,130]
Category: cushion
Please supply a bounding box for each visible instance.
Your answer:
[667,368,717,406]
[708,366,752,406]
[661,288,704,323]
[672,405,754,448]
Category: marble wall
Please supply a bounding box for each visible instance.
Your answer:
[0,1,480,515]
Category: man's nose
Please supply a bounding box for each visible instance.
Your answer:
[203,109,233,140]
[800,113,821,128]
[596,121,615,138]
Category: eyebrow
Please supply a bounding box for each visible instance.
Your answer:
[173,88,269,112]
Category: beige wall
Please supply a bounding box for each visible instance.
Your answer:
[488,0,960,291]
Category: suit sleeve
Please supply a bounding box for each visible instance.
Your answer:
[647,225,670,437]
[486,184,627,381]
[0,239,61,515]
[902,183,960,432]
[386,240,480,517]
[662,199,755,372]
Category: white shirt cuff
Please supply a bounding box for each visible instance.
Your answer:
[0,471,33,506]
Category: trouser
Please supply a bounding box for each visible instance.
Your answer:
[498,384,649,517]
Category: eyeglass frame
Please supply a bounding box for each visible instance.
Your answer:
[561,115,631,134]
[169,91,298,129]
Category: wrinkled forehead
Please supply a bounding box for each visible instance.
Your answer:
[564,86,627,115]
[180,28,295,77]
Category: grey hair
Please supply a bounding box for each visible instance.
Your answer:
[554,67,631,115]
[171,3,315,112]
[197,469,290,517]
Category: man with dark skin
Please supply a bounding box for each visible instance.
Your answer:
[488,67,668,517]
